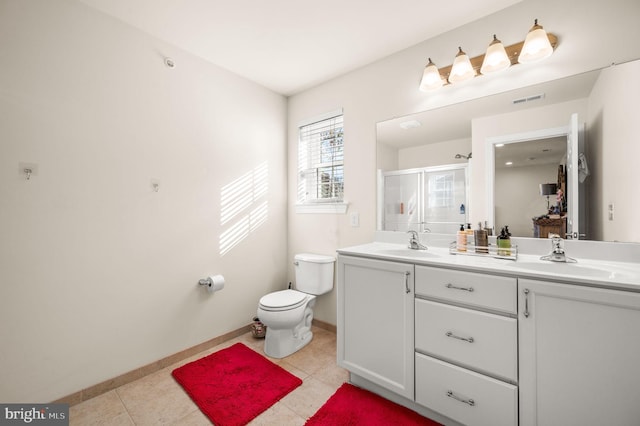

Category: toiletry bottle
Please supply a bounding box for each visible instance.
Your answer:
[497,227,512,256]
[484,220,493,236]
[457,224,467,252]
[497,228,506,256]
[504,226,512,255]
[466,223,474,247]
[474,222,488,253]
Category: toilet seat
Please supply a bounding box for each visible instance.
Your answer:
[259,289,307,312]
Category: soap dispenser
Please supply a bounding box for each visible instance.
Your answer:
[474,222,488,253]
[497,227,512,256]
[465,223,474,247]
[457,224,467,252]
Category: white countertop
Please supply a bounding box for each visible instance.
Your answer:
[337,241,640,292]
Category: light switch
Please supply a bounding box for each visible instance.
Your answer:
[350,212,360,227]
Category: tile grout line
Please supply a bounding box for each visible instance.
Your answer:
[114,388,136,425]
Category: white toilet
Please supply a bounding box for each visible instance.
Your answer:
[257,253,335,358]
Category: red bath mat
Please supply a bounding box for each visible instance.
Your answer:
[172,342,302,426]
[306,383,441,425]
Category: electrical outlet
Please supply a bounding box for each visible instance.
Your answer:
[608,203,614,221]
[350,212,360,227]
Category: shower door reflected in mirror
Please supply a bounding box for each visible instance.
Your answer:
[380,164,468,233]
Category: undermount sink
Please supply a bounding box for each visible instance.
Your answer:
[515,261,632,280]
[374,248,439,258]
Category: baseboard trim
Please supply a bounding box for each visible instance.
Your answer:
[54,325,251,406]
[312,318,336,333]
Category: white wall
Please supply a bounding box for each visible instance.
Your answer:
[399,138,472,170]
[287,0,640,326]
[587,60,640,242]
[0,0,287,402]
[495,164,559,237]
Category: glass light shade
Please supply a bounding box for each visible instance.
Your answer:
[448,47,476,84]
[518,19,554,64]
[419,58,443,91]
[480,35,510,74]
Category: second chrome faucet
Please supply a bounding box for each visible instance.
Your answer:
[407,230,428,250]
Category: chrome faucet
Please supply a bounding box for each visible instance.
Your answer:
[407,230,427,250]
[540,234,576,263]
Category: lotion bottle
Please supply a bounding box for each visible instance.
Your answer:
[457,224,467,252]
[465,223,474,247]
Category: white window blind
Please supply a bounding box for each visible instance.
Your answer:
[297,112,344,205]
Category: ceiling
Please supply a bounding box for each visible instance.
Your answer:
[77,0,522,96]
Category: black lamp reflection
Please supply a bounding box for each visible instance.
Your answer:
[539,183,557,212]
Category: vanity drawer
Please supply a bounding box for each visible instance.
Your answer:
[416,353,517,426]
[415,265,517,314]
[415,299,517,382]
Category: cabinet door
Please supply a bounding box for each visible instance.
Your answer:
[519,279,640,426]
[337,255,414,399]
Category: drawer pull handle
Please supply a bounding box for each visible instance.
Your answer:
[446,283,474,292]
[446,331,474,343]
[523,288,530,318]
[404,271,411,294]
[447,390,475,406]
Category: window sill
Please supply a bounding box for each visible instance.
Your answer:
[296,202,348,214]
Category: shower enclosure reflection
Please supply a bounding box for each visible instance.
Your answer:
[378,164,468,233]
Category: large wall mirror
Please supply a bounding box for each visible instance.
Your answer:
[377,59,640,243]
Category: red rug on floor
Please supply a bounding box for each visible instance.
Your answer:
[306,383,441,425]
[172,342,302,426]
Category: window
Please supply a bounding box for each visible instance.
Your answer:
[297,111,345,212]
[427,172,454,208]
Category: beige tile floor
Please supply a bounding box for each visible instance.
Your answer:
[69,326,349,425]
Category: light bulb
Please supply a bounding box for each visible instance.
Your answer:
[419,58,443,91]
[481,35,511,74]
[448,47,475,84]
[518,19,554,64]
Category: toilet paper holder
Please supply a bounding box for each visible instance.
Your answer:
[198,274,225,293]
[198,277,213,287]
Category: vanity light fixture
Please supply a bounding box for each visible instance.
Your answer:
[480,35,510,74]
[448,47,476,84]
[418,19,557,92]
[419,58,443,91]
[518,19,554,63]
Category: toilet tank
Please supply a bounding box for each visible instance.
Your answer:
[294,253,335,295]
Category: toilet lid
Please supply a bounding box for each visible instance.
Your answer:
[259,289,307,310]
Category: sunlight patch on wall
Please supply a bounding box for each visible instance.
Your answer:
[219,162,269,255]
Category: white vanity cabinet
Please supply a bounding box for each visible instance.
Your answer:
[414,266,518,426]
[337,255,415,399]
[337,242,640,426]
[518,279,640,426]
